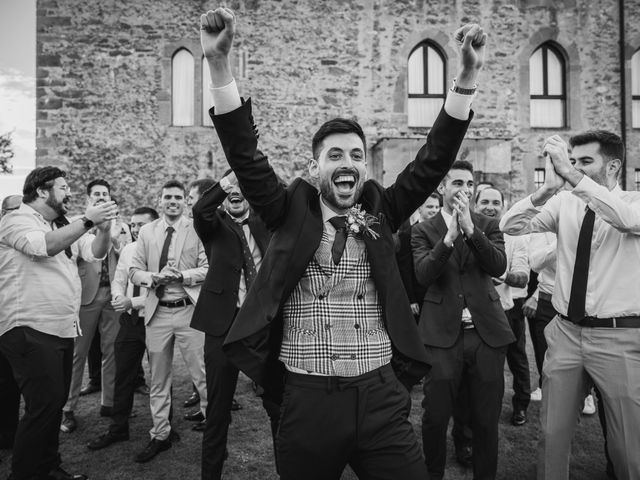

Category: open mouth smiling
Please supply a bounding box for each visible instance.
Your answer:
[332,173,357,194]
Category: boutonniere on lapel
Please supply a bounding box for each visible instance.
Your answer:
[346,204,380,240]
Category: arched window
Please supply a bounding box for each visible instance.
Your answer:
[529,43,566,128]
[202,56,214,127]
[632,49,640,128]
[408,41,446,128]
[171,48,194,126]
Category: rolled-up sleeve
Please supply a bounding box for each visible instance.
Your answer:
[2,215,49,257]
[76,233,105,262]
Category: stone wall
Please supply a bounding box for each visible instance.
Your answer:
[36,0,640,214]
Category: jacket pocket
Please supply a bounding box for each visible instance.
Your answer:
[423,292,443,304]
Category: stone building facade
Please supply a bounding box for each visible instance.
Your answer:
[36,0,640,214]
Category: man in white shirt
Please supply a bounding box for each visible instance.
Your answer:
[500,131,640,480]
[0,166,117,480]
[87,206,159,451]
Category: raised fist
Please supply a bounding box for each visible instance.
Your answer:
[200,7,236,58]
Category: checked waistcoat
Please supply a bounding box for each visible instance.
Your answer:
[279,229,392,376]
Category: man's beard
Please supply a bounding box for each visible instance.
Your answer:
[318,177,363,211]
[46,195,67,217]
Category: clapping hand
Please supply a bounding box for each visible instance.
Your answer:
[85,201,118,231]
[111,295,132,313]
[452,192,474,237]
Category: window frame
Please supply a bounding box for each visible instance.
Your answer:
[529,42,567,128]
[407,40,447,128]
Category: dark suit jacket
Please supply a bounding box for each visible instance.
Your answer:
[190,182,271,337]
[411,211,515,349]
[211,100,472,399]
[395,219,426,307]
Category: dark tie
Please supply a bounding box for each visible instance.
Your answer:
[233,219,257,290]
[155,226,175,298]
[53,216,72,259]
[131,284,141,322]
[567,207,596,323]
[328,216,348,265]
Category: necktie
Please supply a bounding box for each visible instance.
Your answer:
[53,216,73,259]
[99,257,110,286]
[328,216,348,265]
[131,284,141,322]
[567,207,595,323]
[233,219,257,290]
[155,226,175,298]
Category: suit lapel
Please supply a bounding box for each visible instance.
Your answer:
[154,221,165,270]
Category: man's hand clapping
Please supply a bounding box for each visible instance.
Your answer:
[85,200,118,231]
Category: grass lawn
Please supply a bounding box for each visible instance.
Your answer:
[0,334,612,480]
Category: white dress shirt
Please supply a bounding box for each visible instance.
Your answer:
[0,203,103,338]
[500,175,640,318]
[528,232,557,295]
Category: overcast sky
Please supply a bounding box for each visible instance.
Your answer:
[0,0,35,197]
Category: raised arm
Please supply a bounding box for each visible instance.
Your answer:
[201,8,287,229]
[380,24,485,227]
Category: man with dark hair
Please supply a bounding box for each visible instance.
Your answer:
[130,180,208,463]
[87,207,159,451]
[0,166,117,480]
[62,178,126,433]
[501,131,639,480]
[187,178,216,219]
[201,8,484,479]
[190,170,273,479]
[412,161,514,480]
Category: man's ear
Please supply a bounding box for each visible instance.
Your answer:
[437,182,445,196]
[308,158,319,179]
[37,187,48,199]
[607,158,622,178]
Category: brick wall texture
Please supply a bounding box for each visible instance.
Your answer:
[36,0,640,214]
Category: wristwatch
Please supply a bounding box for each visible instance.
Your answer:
[81,216,94,230]
[450,78,477,95]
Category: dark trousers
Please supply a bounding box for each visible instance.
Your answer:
[0,327,73,479]
[0,349,20,449]
[277,364,426,480]
[87,329,102,387]
[202,333,240,480]
[422,328,506,480]
[506,298,531,411]
[451,381,472,450]
[109,313,146,435]
[527,293,555,388]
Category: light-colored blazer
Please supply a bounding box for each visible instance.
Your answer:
[129,217,208,324]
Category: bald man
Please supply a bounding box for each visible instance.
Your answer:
[1,195,22,217]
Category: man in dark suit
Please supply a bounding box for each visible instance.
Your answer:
[190,173,273,480]
[200,8,484,480]
[411,160,514,480]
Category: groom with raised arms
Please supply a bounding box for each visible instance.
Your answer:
[201,7,485,480]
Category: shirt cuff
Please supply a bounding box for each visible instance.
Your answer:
[25,230,48,256]
[444,89,474,121]
[219,176,234,193]
[210,79,242,115]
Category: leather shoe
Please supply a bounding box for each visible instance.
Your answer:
[231,398,242,411]
[99,406,113,417]
[183,391,199,408]
[79,383,100,396]
[455,445,473,468]
[511,409,527,426]
[87,431,129,450]
[192,419,206,432]
[184,410,205,422]
[60,411,77,433]
[134,438,171,463]
[46,466,88,479]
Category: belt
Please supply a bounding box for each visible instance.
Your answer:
[559,314,640,328]
[158,297,192,308]
[539,291,552,302]
[285,363,395,391]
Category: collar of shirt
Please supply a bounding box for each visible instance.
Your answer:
[319,194,347,234]
[19,203,51,227]
[228,210,250,225]
[160,215,184,232]
[440,209,452,226]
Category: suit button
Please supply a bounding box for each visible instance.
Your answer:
[457,294,463,299]
[324,324,331,331]
[331,354,339,361]
[354,324,360,329]
[350,354,356,360]
[357,294,364,300]
[318,294,325,300]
